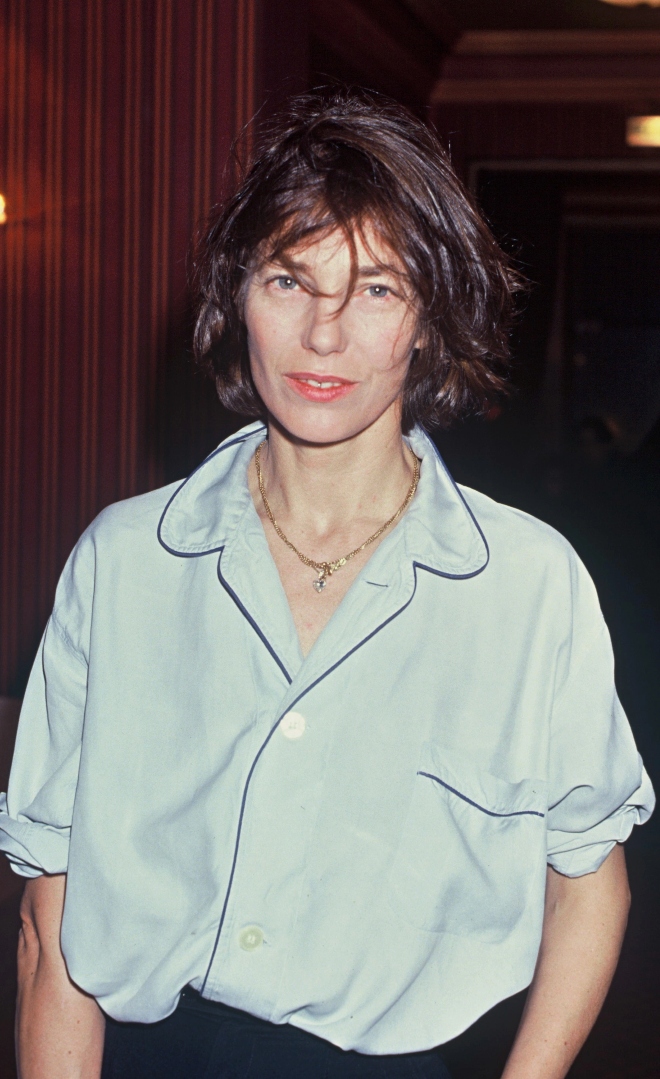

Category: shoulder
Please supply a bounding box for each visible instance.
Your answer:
[50,480,188,647]
[456,487,606,644]
[81,422,263,559]
[84,480,183,547]
[458,483,571,554]
[458,484,586,584]
[56,481,184,596]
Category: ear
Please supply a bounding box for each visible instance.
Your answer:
[411,313,428,352]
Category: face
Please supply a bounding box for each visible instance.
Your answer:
[243,225,423,445]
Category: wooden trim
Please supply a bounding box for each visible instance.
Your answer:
[432,76,660,104]
[454,30,660,56]
[471,158,660,171]
[467,157,660,193]
[563,214,660,228]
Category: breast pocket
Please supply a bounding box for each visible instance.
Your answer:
[387,743,548,943]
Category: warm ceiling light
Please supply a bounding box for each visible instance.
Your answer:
[627,115,660,145]
[599,0,660,6]
[0,195,6,224]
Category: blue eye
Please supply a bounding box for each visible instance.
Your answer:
[276,276,297,290]
[367,285,389,297]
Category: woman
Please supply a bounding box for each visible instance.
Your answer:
[1,89,654,1079]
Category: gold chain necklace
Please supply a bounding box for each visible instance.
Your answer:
[255,440,420,592]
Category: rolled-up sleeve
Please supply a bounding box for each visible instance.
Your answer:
[546,552,655,877]
[0,539,91,878]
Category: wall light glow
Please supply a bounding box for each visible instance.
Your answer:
[0,195,6,224]
[599,0,660,7]
[627,116,660,147]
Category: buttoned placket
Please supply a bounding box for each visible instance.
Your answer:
[157,423,490,1008]
[199,502,421,1008]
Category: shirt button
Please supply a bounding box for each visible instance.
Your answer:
[279,711,306,739]
[238,925,264,951]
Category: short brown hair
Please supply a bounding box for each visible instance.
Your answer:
[193,87,522,432]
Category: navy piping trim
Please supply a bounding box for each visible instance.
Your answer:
[200,557,490,989]
[217,552,292,684]
[156,428,266,557]
[201,560,422,989]
[284,568,423,706]
[266,560,486,713]
[424,438,490,577]
[200,717,282,994]
[418,771,546,819]
[414,558,485,583]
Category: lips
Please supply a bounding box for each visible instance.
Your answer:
[284,371,358,403]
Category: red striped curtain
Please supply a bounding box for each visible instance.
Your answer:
[0,0,257,694]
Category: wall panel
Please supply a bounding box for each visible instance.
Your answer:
[0,0,251,694]
[432,100,660,180]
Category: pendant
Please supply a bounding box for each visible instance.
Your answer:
[313,576,326,593]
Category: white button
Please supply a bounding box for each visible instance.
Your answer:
[280,711,306,739]
[238,925,264,951]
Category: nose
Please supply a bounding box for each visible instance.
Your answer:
[302,295,347,356]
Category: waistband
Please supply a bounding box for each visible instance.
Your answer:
[179,986,275,1028]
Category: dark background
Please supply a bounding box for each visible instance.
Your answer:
[1,2,660,1076]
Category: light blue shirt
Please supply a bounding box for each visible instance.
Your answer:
[0,421,654,1053]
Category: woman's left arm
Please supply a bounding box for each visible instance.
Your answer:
[501,844,630,1079]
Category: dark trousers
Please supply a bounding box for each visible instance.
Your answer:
[102,987,452,1079]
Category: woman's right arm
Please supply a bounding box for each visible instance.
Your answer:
[17,874,105,1079]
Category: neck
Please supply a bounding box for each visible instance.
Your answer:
[256,411,414,543]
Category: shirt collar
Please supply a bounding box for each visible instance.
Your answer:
[157,421,489,580]
[158,421,266,557]
[402,426,489,580]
